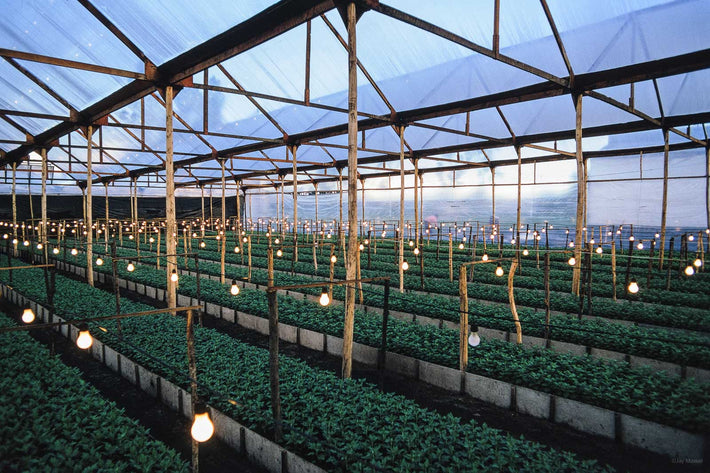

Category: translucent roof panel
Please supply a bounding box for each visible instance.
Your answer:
[657,69,710,116]
[0,0,144,72]
[500,95,576,136]
[92,0,278,65]
[0,60,68,116]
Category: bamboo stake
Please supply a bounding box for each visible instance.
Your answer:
[200,185,205,239]
[165,85,177,309]
[86,126,94,287]
[414,159,419,246]
[508,260,522,344]
[342,1,358,379]
[659,129,670,269]
[40,148,47,252]
[291,145,299,263]
[543,252,551,340]
[458,265,468,371]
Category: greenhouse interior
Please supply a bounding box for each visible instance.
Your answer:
[1,0,709,472]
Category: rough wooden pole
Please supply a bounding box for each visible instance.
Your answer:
[611,240,617,301]
[291,145,299,263]
[338,168,343,243]
[515,147,522,261]
[706,146,709,231]
[398,125,405,293]
[314,182,319,233]
[458,265,468,371]
[200,185,205,239]
[508,260,522,344]
[12,162,17,249]
[342,1,359,379]
[185,308,199,473]
[491,167,496,229]
[236,180,242,240]
[104,183,109,251]
[448,233,453,281]
[156,225,161,269]
[266,247,282,441]
[40,148,47,247]
[658,129,670,269]
[543,252,551,340]
[220,158,226,284]
[413,159,419,246]
[165,85,177,309]
[572,93,584,295]
[86,126,94,287]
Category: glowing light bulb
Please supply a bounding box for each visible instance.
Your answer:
[468,330,481,347]
[230,280,240,296]
[569,242,575,248]
[685,265,695,276]
[359,244,364,251]
[274,238,280,245]
[408,240,414,247]
[129,234,134,240]
[636,242,644,250]
[330,255,337,264]
[522,248,529,256]
[76,325,93,349]
[319,287,330,306]
[127,263,135,272]
[276,249,283,257]
[200,241,206,248]
[495,264,504,277]
[693,258,702,268]
[401,260,409,271]
[413,247,420,255]
[192,232,197,238]
[22,307,35,324]
[629,235,635,242]
[242,237,248,243]
[95,257,103,266]
[12,238,18,245]
[654,233,660,239]
[482,254,489,262]
[234,246,241,253]
[568,257,576,266]
[1,234,6,239]
[458,243,464,250]
[191,406,214,442]
[149,237,155,243]
[170,269,179,282]
[589,239,595,245]
[627,279,639,294]
[23,240,29,246]
[327,233,332,239]
[71,248,78,256]
[36,243,43,250]
[364,239,369,245]
[596,246,603,254]
[52,247,59,255]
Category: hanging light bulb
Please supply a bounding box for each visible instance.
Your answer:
[36,243,43,250]
[569,241,575,248]
[589,239,595,245]
[359,243,364,251]
[364,239,369,245]
[381,231,386,238]
[522,248,529,256]
[23,240,29,246]
[274,238,280,245]
[21,307,35,324]
[71,248,78,256]
[234,246,241,253]
[276,249,283,257]
[199,240,206,248]
[170,269,179,282]
[481,254,489,262]
[242,237,248,243]
[693,258,703,268]
[330,255,337,264]
[95,257,103,266]
[654,233,660,239]
[636,242,644,250]
[684,264,695,276]
[327,233,332,239]
[1,234,6,239]
[129,234,134,240]
[319,287,330,306]
[52,247,60,255]
[12,238,18,245]
[192,232,198,238]
[495,264,504,277]
[408,240,414,247]
[468,327,481,347]
[76,324,93,350]
[629,235,635,242]
[230,280,240,296]
[458,243,464,250]
[149,237,155,243]
[627,278,639,294]
[596,246,603,255]
[191,403,214,442]
[127,262,135,272]
[688,234,695,242]
[413,247,420,255]
[401,260,409,271]
[568,256,576,266]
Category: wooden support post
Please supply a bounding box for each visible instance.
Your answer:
[291,145,299,263]
[448,233,453,281]
[666,237,674,290]
[414,159,419,246]
[342,1,358,379]
[156,225,161,269]
[185,308,200,472]
[104,183,109,252]
[247,235,252,281]
[659,129,670,269]
[458,265,468,371]
[329,245,335,299]
[706,146,709,232]
[491,167,496,230]
[86,126,94,287]
[40,148,48,262]
[220,158,226,284]
[515,147,522,265]
[266,247,282,441]
[647,240,655,289]
[165,85,177,309]
[611,240,617,301]
[624,239,634,297]
[12,162,17,254]
[398,125,405,293]
[508,260,522,344]
[572,93,584,295]
[544,252,551,340]
[200,185,205,239]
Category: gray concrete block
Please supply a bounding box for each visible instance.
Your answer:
[181,389,192,418]
[619,414,705,459]
[464,372,512,408]
[521,335,546,350]
[137,365,158,398]
[300,329,324,351]
[629,355,682,378]
[211,408,242,452]
[479,327,507,341]
[285,451,327,473]
[119,278,127,289]
[252,316,269,336]
[222,308,236,323]
[325,335,343,357]
[549,339,587,356]
[104,346,119,373]
[414,314,440,328]
[178,294,190,307]
[385,351,418,378]
[278,323,297,343]
[516,386,551,419]
[352,342,378,366]
[206,302,220,317]
[90,339,103,363]
[120,356,137,385]
[238,312,258,331]
[686,367,710,384]
[419,360,462,392]
[590,347,626,362]
[146,286,157,299]
[555,397,615,438]
[390,311,414,323]
[160,379,181,412]
[127,281,136,292]
[157,288,165,301]
[136,283,145,295]
[441,320,459,331]
[244,428,282,473]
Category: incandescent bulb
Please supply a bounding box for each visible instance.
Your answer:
[627,279,639,294]
[629,235,635,242]
[458,243,464,250]
[12,238,18,245]
[276,249,283,257]
[23,240,29,246]
[568,257,576,266]
[319,288,330,306]
[129,234,134,240]
[359,244,364,251]
[76,326,93,349]
[170,270,179,282]
[401,260,409,271]
[71,248,78,256]
[468,330,481,347]
[127,263,135,272]
[693,258,703,268]
[199,241,206,248]
[596,246,603,255]
[149,237,154,243]
[95,257,103,266]
[191,407,214,442]
[688,234,695,241]
[230,280,240,296]
[636,242,644,250]
[685,265,695,276]
[52,247,59,255]
[242,237,248,243]
[481,254,489,262]
[330,255,337,264]
[234,246,241,253]
[22,307,35,324]
[36,243,43,250]
[522,248,529,256]
[495,264,504,277]
[413,247,420,255]
[274,238,280,245]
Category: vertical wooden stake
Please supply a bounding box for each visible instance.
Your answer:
[185,308,199,473]
[398,125,405,293]
[165,85,177,309]
[572,93,584,295]
[40,148,48,263]
[659,129,670,269]
[156,225,161,270]
[220,158,227,284]
[458,265,468,371]
[508,260,522,344]
[448,233,453,281]
[86,126,94,287]
[544,252,551,340]
[611,240,617,301]
[247,235,252,281]
[266,247,282,441]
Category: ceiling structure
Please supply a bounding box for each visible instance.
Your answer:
[0,0,709,195]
